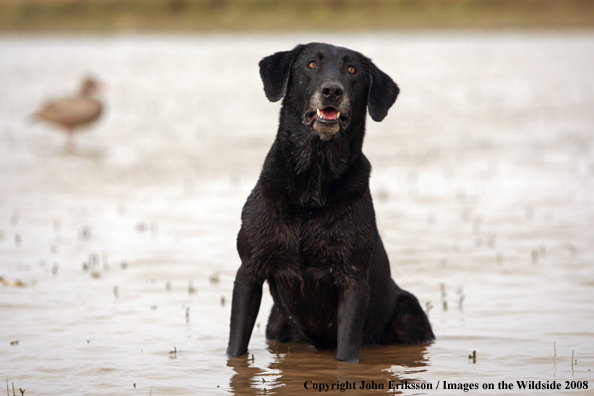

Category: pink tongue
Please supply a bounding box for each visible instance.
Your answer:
[320,108,338,120]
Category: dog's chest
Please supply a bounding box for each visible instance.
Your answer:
[264,211,353,278]
[245,182,374,278]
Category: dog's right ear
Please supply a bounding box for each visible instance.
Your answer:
[259,45,303,102]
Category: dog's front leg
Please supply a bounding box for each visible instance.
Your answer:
[227,265,263,358]
[336,279,370,362]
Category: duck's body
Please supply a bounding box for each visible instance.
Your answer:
[34,77,103,151]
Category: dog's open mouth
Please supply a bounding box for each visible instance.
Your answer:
[316,108,340,123]
[305,107,349,138]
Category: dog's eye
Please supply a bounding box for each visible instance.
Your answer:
[347,66,357,75]
[307,61,317,69]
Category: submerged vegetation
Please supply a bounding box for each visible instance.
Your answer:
[1,0,593,32]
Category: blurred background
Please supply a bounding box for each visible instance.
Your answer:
[1,1,593,395]
[1,0,594,31]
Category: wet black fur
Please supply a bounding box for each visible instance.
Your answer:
[227,43,434,362]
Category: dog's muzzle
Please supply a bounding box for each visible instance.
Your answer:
[304,83,350,140]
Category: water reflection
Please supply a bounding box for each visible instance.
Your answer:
[228,343,431,395]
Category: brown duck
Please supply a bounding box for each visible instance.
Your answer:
[34,77,103,151]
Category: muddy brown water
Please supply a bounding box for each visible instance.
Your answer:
[1,32,593,395]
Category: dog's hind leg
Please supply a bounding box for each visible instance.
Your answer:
[266,304,302,343]
[382,289,435,345]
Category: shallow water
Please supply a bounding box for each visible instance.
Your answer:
[1,32,593,395]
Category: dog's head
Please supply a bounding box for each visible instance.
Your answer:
[259,42,399,140]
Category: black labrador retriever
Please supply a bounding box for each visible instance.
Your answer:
[227,43,434,362]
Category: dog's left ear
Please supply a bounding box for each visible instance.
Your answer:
[368,63,399,122]
[259,45,303,102]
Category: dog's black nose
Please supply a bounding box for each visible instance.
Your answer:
[321,82,344,100]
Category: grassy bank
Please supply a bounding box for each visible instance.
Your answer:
[1,0,594,32]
